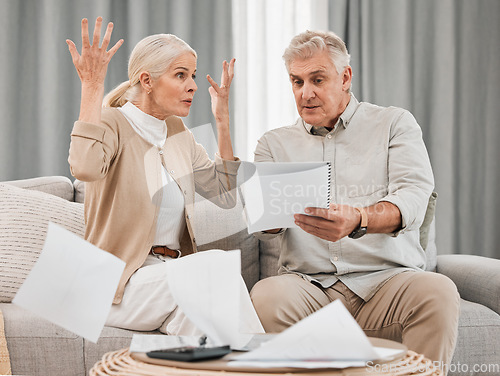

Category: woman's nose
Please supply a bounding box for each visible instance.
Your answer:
[188,78,197,92]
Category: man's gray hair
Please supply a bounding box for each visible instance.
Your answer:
[283,30,351,74]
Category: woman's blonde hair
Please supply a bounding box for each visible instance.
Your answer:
[103,34,197,107]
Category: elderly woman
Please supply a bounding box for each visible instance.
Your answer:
[66,17,239,335]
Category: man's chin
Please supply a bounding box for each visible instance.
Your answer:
[300,114,321,126]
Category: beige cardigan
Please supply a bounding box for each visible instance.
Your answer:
[68,108,239,303]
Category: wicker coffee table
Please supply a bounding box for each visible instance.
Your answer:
[90,338,442,376]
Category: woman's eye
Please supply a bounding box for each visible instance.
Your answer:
[192,74,196,80]
[176,72,185,79]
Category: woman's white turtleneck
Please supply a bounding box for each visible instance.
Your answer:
[118,102,185,250]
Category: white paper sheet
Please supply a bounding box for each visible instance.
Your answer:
[165,249,264,349]
[237,161,331,233]
[13,222,125,343]
[233,300,379,362]
[129,335,201,353]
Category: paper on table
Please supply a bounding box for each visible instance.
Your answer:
[129,335,200,353]
[12,222,125,343]
[233,300,379,362]
[165,249,264,349]
[237,161,331,233]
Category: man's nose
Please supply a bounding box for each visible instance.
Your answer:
[302,82,315,100]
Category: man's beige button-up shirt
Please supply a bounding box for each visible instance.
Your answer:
[254,95,434,301]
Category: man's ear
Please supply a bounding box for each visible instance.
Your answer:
[342,66,353,91]
[139,72,153,93]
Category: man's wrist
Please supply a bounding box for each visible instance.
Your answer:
[348,207,368,239]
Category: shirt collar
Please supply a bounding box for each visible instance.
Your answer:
[119,102,168,147]
[303,93,360,136]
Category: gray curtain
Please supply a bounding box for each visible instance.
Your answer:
[0,0,232,180]
[327,0,500,258]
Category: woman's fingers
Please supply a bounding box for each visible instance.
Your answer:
[206,74,219,91]
[228,58,235,80]
[92,17,103,47]
[221,58,235,88]
[101,21,113,51]
[81,18,90,47]
[107,38,124,58]
[66,39,80,63]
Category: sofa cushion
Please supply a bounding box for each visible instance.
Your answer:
[0,303,85,376]
[0,183,85,303]
[451,299,500,375]
[3,176,75,202]
[192,193,259,291]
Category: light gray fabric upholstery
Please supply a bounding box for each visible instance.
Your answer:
[73,179,85,204]
[4,176,75,202]
[451,300,500,376]
[437,254,500,315]
[1,303,85,376]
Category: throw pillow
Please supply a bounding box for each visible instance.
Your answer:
[0,183,85,303]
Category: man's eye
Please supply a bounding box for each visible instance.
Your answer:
[294,80,303,86]
[315,78,323,84]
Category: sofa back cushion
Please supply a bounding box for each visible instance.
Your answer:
[192,192,260,291]
[3,176,76,202]
[0,183,85,302]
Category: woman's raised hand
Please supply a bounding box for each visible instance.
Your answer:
[66,17,123,86]
[207,58,235,124]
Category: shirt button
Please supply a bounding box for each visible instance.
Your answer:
[333,256,339,261]
[186,214,190,219]
[193,238,196,243]
[327,134,332,139]
[170,170,175,174]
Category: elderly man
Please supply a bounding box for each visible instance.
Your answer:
[250,30,459,371]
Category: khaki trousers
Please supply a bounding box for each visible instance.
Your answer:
[250,271,460,373]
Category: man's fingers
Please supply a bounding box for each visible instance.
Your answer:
[304,206,329,218]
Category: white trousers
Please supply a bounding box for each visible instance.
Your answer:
[106,254,202,335]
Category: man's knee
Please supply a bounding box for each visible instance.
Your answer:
[407,272,460,324]
[250,274,326,332]
[250,276,292,332]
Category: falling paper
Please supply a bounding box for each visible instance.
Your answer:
[13,222,125,343]
[165,249,264,349]
[233,300,379,361]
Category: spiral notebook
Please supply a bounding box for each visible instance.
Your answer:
[238,161,331,233]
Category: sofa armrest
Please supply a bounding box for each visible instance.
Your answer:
[436,254,500,315]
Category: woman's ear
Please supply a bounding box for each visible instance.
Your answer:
[139,72,153,94]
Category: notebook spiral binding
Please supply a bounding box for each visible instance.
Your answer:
[326,162,332,208]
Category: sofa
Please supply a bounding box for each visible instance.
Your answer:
[0,176,499,376]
